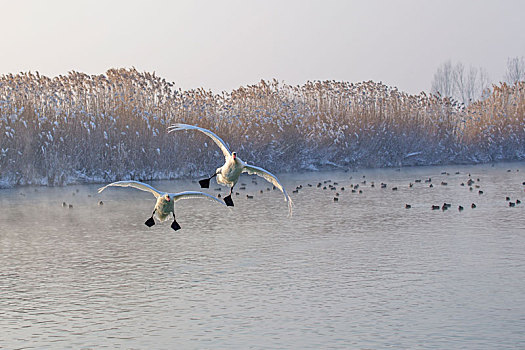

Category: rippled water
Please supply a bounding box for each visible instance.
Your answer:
[1,163,525,349]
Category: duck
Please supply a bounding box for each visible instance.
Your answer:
[97,180,225,231]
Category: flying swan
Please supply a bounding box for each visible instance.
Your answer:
[98,180,226,230]
[168,123,293,215]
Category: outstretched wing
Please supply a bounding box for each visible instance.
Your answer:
[242,164,294,216]
[168,123,232,160]
[97,180,163,198]
[169,191,227,205]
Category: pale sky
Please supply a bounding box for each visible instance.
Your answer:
[1,0,524,94]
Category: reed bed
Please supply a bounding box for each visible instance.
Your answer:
[1,68,524,186]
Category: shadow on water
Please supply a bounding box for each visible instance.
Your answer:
[1,162,525,348]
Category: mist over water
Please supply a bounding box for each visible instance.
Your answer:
[1,163,525,349]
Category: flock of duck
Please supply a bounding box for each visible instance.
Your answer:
[97,124,293,231]
[287,169,524,213]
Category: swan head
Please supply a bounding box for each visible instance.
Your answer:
[232,152,237,160]
[163,194,171,202]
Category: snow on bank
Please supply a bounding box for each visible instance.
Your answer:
[1,70,525,188]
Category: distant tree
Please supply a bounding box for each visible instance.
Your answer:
[431,60,454,98]
[453,62,468,104]
[478,67,491,99]
[431,60,491,105]
[504,56,525,84]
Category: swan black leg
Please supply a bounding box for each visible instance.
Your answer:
[171,212,181,231]
[223,186,234,207]
[199,173,217,189]
[145,210,156,227]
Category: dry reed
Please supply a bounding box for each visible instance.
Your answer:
[1,68,524,186]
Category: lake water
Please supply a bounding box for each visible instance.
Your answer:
[1,163,525,349]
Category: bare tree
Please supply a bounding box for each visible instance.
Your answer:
[431,60,491,105]
[431,60,454,98]
[453,62,468,104]
[478,67,491,99]
[504,56,525,84]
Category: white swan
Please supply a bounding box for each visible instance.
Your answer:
[168,123,293,215]
[98,180,226,230]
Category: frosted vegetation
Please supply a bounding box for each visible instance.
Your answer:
[1,68,525,187]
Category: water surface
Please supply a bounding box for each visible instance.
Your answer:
[1,163,525,349]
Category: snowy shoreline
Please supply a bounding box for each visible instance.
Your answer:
[2,158,524,189]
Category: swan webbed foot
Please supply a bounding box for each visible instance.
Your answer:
[223,195,234,207]
[145,217,155,227]
[199,178,210,188]
[171,220,181,231]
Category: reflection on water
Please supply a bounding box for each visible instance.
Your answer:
[1,163,525,349]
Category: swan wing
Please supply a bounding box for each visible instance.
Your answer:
[242,164,293,216]
[168,123,232,159]
[169,191,227,205]
[97,180,163,198]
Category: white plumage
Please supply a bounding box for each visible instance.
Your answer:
[168,123,293,216]
[98,180,226,230]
